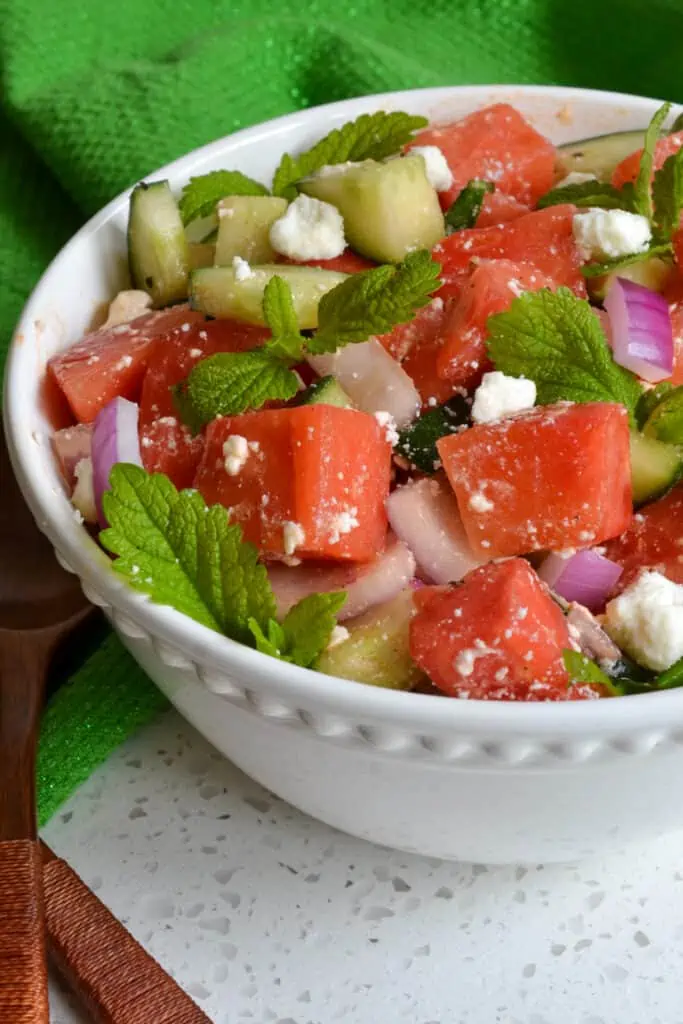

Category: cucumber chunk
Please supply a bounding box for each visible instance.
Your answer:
[630,430,682,504]
[189,264,347,328]
[188,241,216,270]
[558,130,644,181]
[293,375,353,408]
[128,181,190,306]
[317,589,425,690]
[214,196,288,266]
[300,155,445,263]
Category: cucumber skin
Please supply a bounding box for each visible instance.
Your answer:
[630,431,682,505]
[293,375,353,408]
[557,130,645,181]
[300,155,445,264]
[189,264,348,328]
[128,181,190,306]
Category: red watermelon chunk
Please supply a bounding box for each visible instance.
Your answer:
[602,483,683,591]
[47,306,204,423]
[433,205,586,303]
[612,131,683,189]
[408,103,556,210]
[409,559,597,701]
[437,402,632,557]
[193,405,391,562]
[377,297,462,406]
[139,318,270,488]
[436,259,559,388]
[476,191,531,227]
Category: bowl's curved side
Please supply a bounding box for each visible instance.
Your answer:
[6,82,683,761]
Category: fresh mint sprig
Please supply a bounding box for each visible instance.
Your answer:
[102,464,344,666]
[487,287,643,423]
[179,170,269,225]
[272,111,429,199]
[538,180,636,212]
[444,180,494,231]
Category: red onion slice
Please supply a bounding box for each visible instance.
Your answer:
[604,277,674,383]
[307,339,420,428]
[91,397,143,526]
[386,476,485,584]
[539,549,623,611]
[268,535,415,621]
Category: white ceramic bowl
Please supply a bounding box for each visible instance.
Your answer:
[6,84,683,865]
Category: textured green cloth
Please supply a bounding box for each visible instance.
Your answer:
[1,0,683,823]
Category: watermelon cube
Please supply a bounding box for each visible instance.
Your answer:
[407,103,557,210]
[437,402,632,557]
[193,405,391,562]
[409,558,596,701]
[603,483,683,591]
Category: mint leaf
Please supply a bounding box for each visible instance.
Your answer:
[580,243,672,279]
[537,180,635,212]
[395,396,470,473]
[642,385,683,443]
[249,592,347,668]
[262,275,306,362]
[636,381,675,428]
[308,249,441,354]
[652,148,683,241]
[101,464,275,644]
[634,102,671,219]
[445,180,494,231]
[179,170,269,225]
[272,111,428,199]
[174,349,299,430]
[562,650,619,694]
[487,288,643,422]
[653,655,683,690]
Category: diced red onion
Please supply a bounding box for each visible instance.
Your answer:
[53,423,92,488]
[268,535,415,621]
[604,277,674,383]
[386,476,485,584]
[539,549,623,611]
[91,397,143,526]
[307,338,420,428]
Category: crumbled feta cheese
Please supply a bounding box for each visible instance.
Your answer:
[222,434,250,476]
[604,570,683,671]
[189,348,203,359]
[469,491,494,513]
[71,457,97,523]
[471,371,537,424]
[232,256,254,281]
[269,194,346,261]
[283,520,306,556]
[411,145,454,192]
[327,625,350,650]
[374,410,399,446]
[453,640,495,677]
[101,289,152,329]
[555,171,598,189]
[328,509,359,544]
[572,208,652,261]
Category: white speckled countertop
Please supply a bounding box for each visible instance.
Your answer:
[44,710,683,1024]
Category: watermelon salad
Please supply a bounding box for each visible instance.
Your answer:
[47,101,683,701]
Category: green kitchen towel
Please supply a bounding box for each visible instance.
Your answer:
[1,0,683,824]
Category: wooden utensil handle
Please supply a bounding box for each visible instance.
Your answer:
[42,847,212,1023]
[0,839,49,1023]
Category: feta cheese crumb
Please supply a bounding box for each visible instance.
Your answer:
[410,145,454,192]
[572,208,652,261]
[222,434,250,476]
[469,491,494,513]
[232,255,254,281]
[101,289,152,329]
[71,457,97,523]
[269,194,346,261]
[327,625,350,650]
[328,509,359,544]
[604,570,683,672]
[374,410,399,446]
[283,520,306,556]
[555,171,598,189]
[471,371,537,424]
